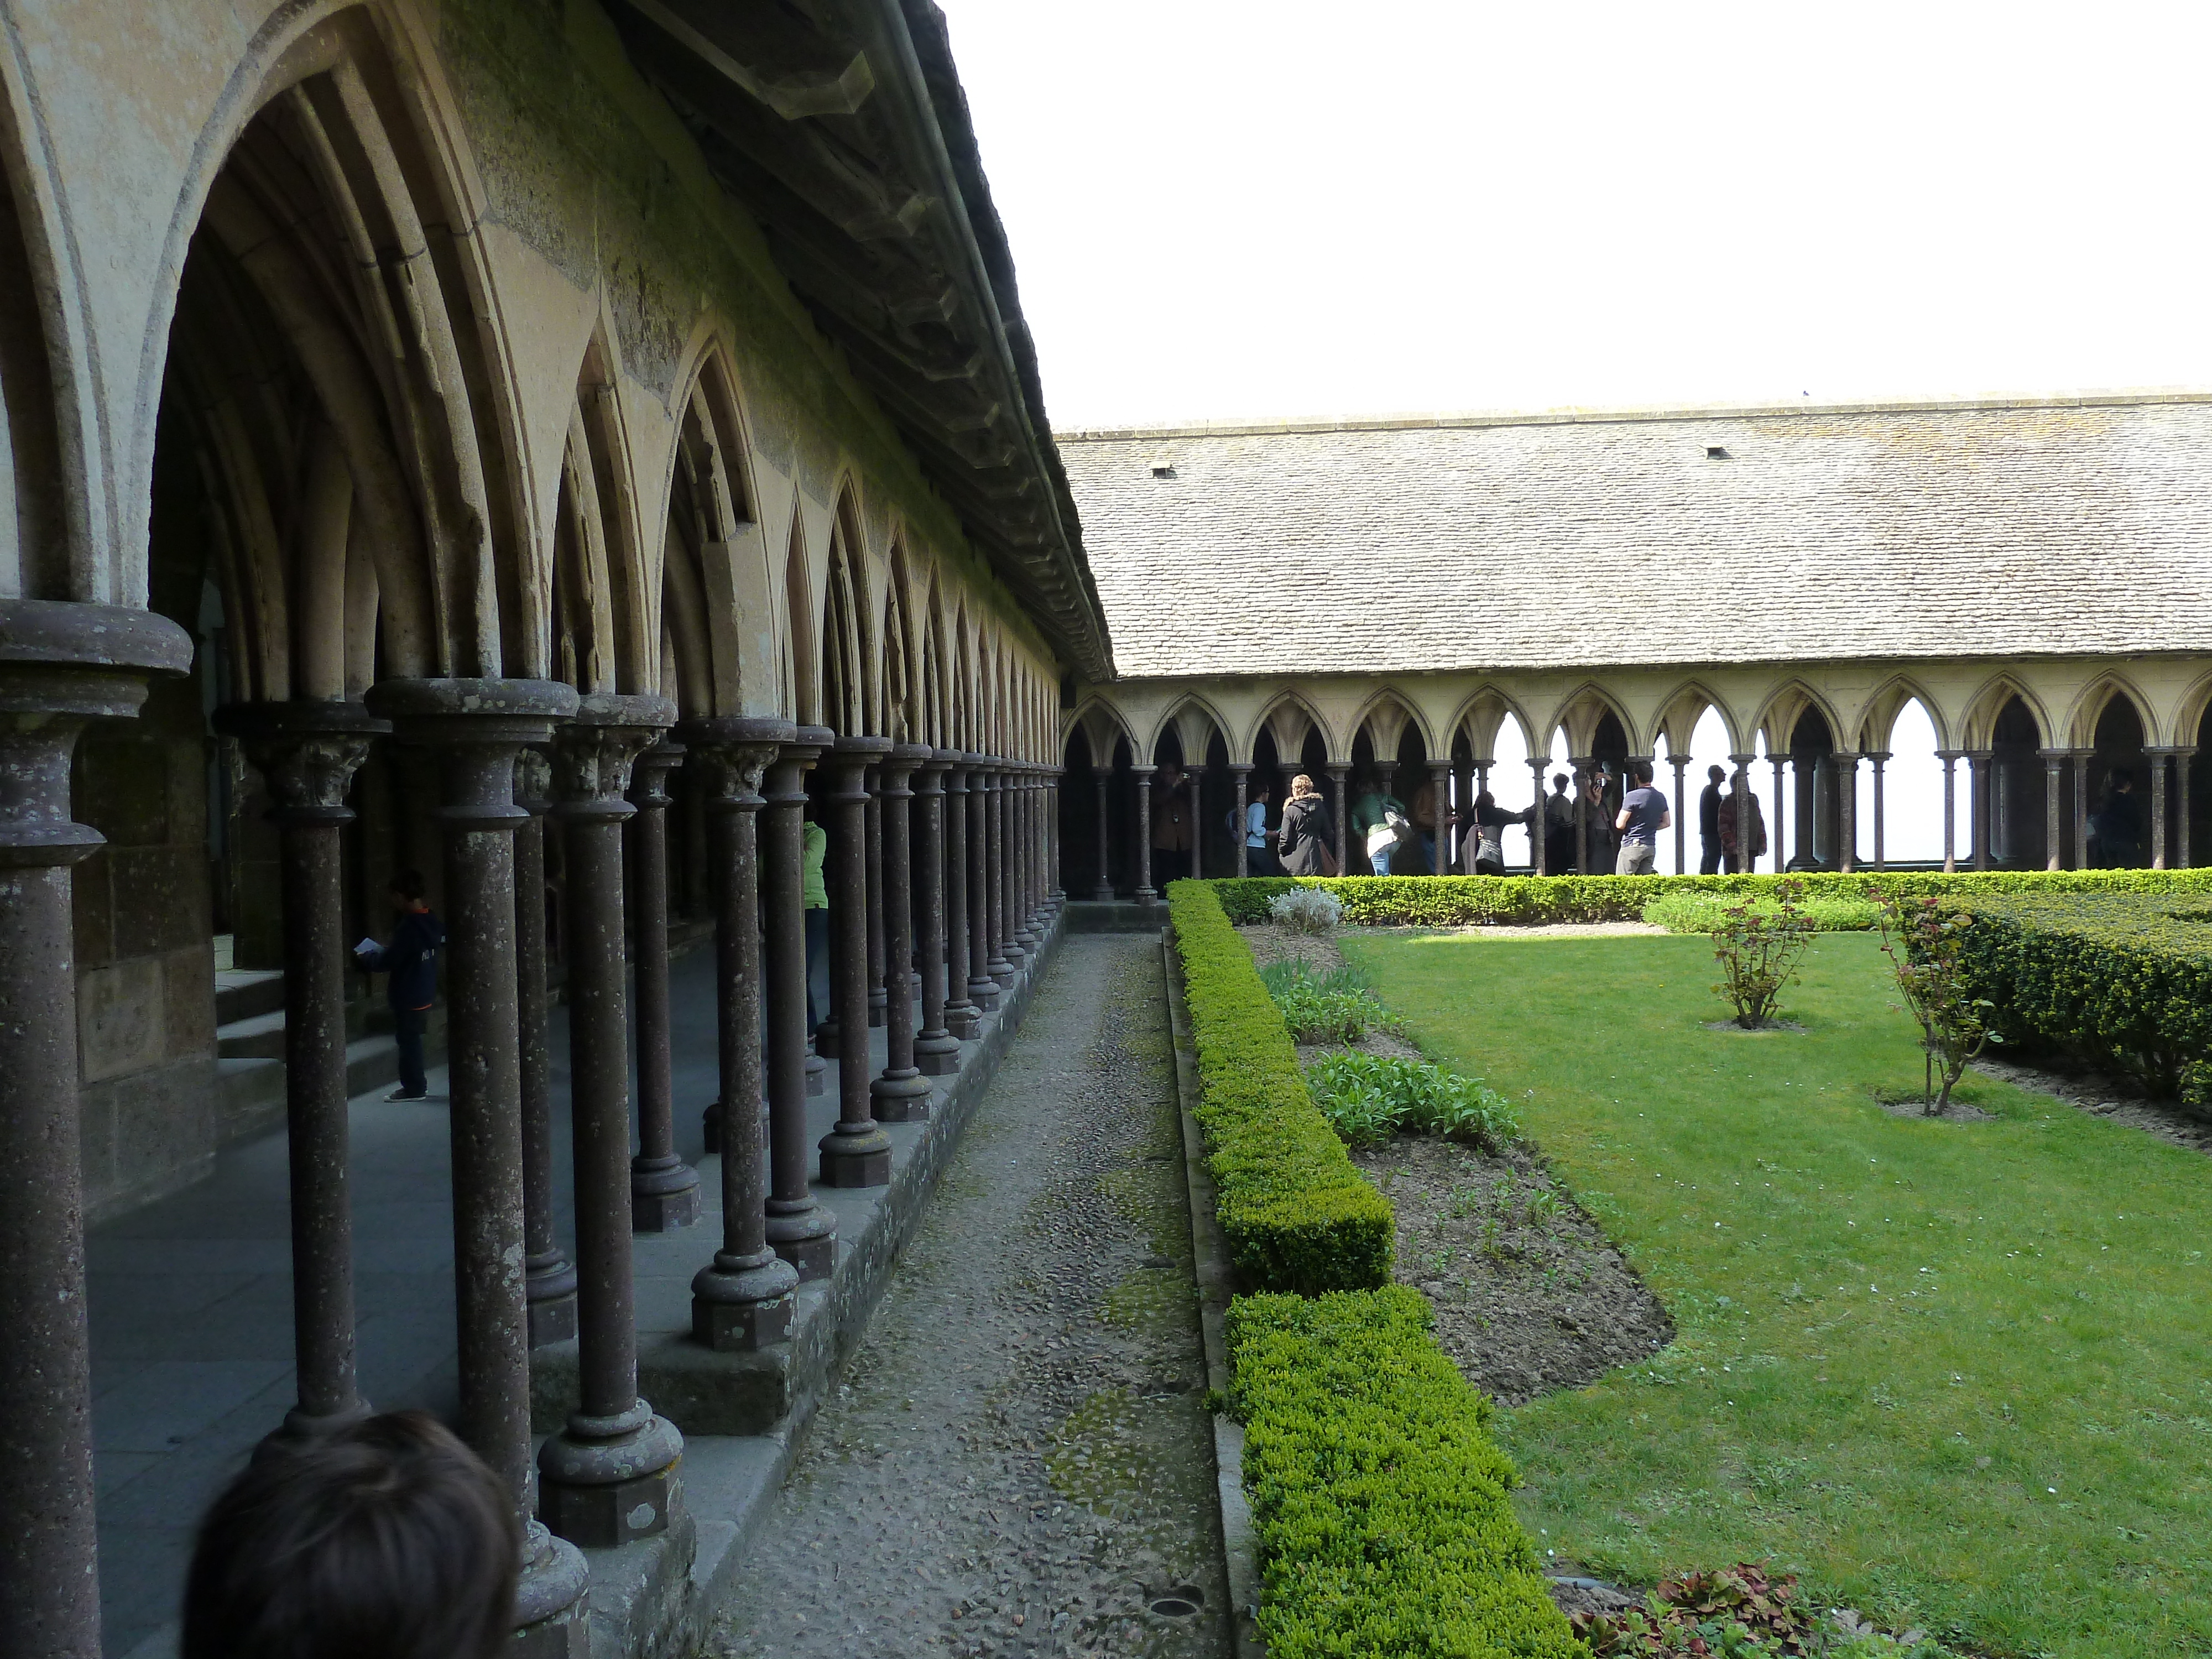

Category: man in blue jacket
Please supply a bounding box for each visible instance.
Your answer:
[355,870,445,1102]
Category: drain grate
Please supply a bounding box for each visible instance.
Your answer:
[1147,1584,1206,1619]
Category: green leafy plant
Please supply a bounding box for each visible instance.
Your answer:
[1227,1288,1579,1658]
[1165,880,1394,1293]
[1306,1051,1520,1150]
[1573,1564,1816,1657]
[1645,891,1878,936]
[1258,957,1405,1044]
[1268,885,1344,935]
[1873,891,1998,1114]
[1710,878,1815,1029]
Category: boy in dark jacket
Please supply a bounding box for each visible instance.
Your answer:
[355,870,445,1102]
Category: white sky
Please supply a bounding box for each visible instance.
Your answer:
[939,0,2212,430]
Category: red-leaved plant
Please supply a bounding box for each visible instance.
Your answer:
[1572,1563,1817,1656]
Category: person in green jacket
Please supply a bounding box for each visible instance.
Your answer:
[803,802,830,1035]
[1348,770,1408,876]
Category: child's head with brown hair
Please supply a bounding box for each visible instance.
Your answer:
[184,1411,519,1659]
[1290,773,1317,798]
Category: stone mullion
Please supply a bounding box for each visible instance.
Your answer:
[914,754,961,1073]
[514,752,577,1347]
[1429,761,1452,875]
[1526,758,1548,874]
[964,753,1001,1013]
[1834,752,1860,873]
[2069,750,2093,870]
[1667,753,1689,875]
[627,740,699,1232]
[683,716,801,1350]
[1867,750,1891,869]
[872,744,932,1119]
[1729,753,1757,874]
[987,765,1018,983]
[1048,771,1065,907]
[763,730,838,1275]
[2148,747,2174,869]
[864,764,888,1029]
[2038,748,2067,871]
[1230,764,1250,877]
[1011,765,1038,951]
[943,759,982,1037]
[1768,753,1788,873]
[1092,765,1115,898]
[1571,757,1592,872]
[366,675,588,1650]
[1969,750,1994,870]
[996,766,1026,973]
[1934,750,1960,873]
[221,702,387,1438]
[2178,749,2196,868]
[821,735,895,1187]
[1131,764,1156,900]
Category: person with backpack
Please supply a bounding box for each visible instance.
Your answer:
[1277,774,1339,875]
[1349,770,1410,875]
[354,869,445,1103]
[1460,790,1516,877]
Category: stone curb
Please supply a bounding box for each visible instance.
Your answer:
[1160,928,1266,1659]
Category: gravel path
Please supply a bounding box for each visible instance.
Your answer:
[706,935,1229,1659]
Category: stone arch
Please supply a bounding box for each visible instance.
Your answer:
[1067,696,1136,771]
[1651,679,1745,757]
[1861,674,1954,752]
[1247,689,1334,769]
[1447,686,1541,760]
[1348,687,1434,767]
[951,605,974,752]
[918,573,947,748]
[781,508,817,727]
[552,331,655,695]
[1754,679,1848,754]
[820,484,873,737]
[1149,691,1231,769]
[881,536,920,743]
[658,344,774,716]
[1548,682,1642,758]
[0,66,82,602]
[2064,673,2156,750]
[1961,673,2052,749]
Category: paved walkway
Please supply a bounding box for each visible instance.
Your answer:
[705,934,1229,1659]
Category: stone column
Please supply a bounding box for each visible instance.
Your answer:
[1768,753,1788,873]
[1934,751,1960,873]
[1011,764,1039,951]
[217,701,387,1439]
[1729,753,1758,874]
[514,752,576,1347]
[1131,765,1159,898]
[365,676,587,1651]
[820,735,894,1186]
[1571,757,1592,872]
[540,695,683,1550]
[763,729,837,1276]
[1183,764,1204,882]
[990,763,1021,980]
[2148,747,2174,869]
[1667,754,1688,874]
[0,601,189,1659]
[913,753,961,1074]
[1526,757,1548,874]
[942,758,982,1037]
[1430,761,1452,874]
[682,716,800,1349]
[871,744,933,1120]
[2178,748,2197,868]
[2037,748,2067,871]
[2070,750,2094,870]
[1867,751,1891,869]
[1833,752,1860,873]
[864,764,886,1028]
[964,753,1001,1014]
[626,740,698,1232]
[1326,764,1350,872]
[1968,750,1993,870]
[1048,770,1065,909]
[1230,764,1251,877]
[1091,765,1115,899]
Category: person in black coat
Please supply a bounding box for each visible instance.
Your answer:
[355,869,446,1102]
[1276,774,1338,875]
[2090,769,2144,868]
[1698,764,1726,874]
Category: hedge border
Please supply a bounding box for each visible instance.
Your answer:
[1165,878,1393,1293]
[1228,1289,1579,1658]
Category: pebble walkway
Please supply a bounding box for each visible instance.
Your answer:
[706,933,1229,1659]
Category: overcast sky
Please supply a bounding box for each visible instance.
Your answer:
[938,1,2212,431]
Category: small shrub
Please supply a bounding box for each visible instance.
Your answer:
[1645,891,1878,935]
[1711,878,1815,1029]
[1874,891,1999,1114]
[1269,885,1344,935]
[1258,958,1403,1044]
[1306,1051,1520,1150]
[1573,1564,1816,1657]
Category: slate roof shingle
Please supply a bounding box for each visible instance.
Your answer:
[1055,396,2212,680]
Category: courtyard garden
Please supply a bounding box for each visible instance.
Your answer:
[1177,873,2212,1659]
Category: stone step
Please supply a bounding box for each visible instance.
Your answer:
[214,1010,286,1060]
[213,968,284,1025]
[215,1029,447,1144]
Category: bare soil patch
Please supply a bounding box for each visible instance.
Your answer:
[1973,1052,2212,1156]
[1348,1135,1673,1407]
[1700,1018,1807,1035]
[1238,925,1426,1061]
[1871,1089,1995,1123]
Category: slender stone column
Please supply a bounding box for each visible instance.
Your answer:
[914,753,961,1074]
[514,752,576,1346]
[1935,751,1961,873]
[964,753,1001,1013]
[1012,765,1039,950]
[1048,771,1065,908]
[1326,764,1349,871]
[0,603,186,1659]
[1769,753,1788,873]
[1571,757,1592,872]
[1867,751,1891,869]
[218,701,387,1439]
[1092,765,1115,899]
[540,695,682,1548]
[1429,761,1452,874]
[1833,752,1860,873]
[627,740,698,1232]
[681,716,801,1349]
[2037,748,2067,871]
[989,764,1020,980]
[2070,750,2094,870]
[872,744,933,1120]
[821,735,895,1186]
[1230,764,1251,877]
[364,676,587,1652]
[1968,750,1994,870]
[1527,758,1548,874]
[763,729,837,1276]
[1729,753,1757,874]
[2178,748,2197,868]
[943,758,982,1038]
[1036,770,1054,921]
[864,764,887,1028]
[1181,764,1203,883]
[2148,747,2174,869]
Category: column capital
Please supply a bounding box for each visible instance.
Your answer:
[1728,752,1757,764]
[1933,749,1965,761]
[1864,750,1893,764]
[2144,744,2183,758]
[2036,746,2077,764]
[627,737,686,807]
[366,677,581,830]
[1226,761,1252,775]
[215,700,389,824]
[1832,749,1862,764]
[678,715,793,810]
[551,692,675,818]
[1665,753,1691,768]
[1130,762,1157,779]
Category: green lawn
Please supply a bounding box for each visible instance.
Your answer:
[1341,929,2212,1659]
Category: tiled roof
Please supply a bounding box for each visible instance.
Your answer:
[1056,395,2212,680]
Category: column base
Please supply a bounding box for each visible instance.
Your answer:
[966,976,1001,1013]
[990,963,1018,990]
[513,1520,589,1658]
[765,1203,837,1281]
[818,1122,892,1187]
[943,1000,983,1040]
[700,1099,723,1155]
[527,1253,580,1348]
[1092,885,1114,901]
[804,1050,827,1097]
[264,1396,373,1452]
[630,1155,701,1232]
[1134,886,1157,902]
[867,990,886,1028]
[538,1405,683,1548]
[870,1069,932,1122]
[914,1031,961,1076]
[691,1249,801,1350]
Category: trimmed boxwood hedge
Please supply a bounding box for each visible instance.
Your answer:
[1214,867,2212,928]
[1952,891,2212,1100]
[1228,1288,1579,1658]
[1167,878,1394,1293]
